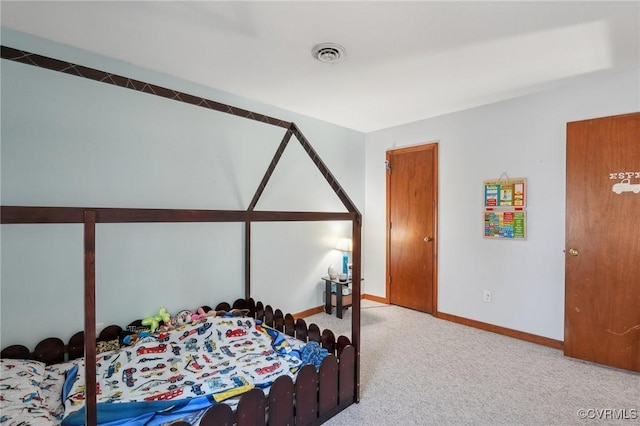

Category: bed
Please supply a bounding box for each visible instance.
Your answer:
[1,298,356,425]
[1,46,362,425]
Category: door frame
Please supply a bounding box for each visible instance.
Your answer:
[385,142,439,313]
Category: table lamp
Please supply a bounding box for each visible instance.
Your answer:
[335,238,352,276]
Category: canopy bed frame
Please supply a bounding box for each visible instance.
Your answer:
[0,46,362,425]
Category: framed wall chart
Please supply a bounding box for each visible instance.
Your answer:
[483,177,527,240]
[484,178,526,208]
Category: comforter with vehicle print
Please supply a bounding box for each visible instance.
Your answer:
[61,316,314,425]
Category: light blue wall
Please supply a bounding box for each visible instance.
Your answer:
[364,68,639,341]
[0,29,365,347]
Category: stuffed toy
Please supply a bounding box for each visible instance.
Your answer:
[122,331,149,345]
[174,309,193,326]
[142,307,171,333]
[190,307,208,322]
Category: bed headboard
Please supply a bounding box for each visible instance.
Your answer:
[0,300,250,365]
[0,325,122,365]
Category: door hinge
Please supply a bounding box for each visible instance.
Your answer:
[385,160,391,172]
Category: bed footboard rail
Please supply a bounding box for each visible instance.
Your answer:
[172,344,356,426]
[181,297,356,425]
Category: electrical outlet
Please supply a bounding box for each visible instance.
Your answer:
[483,290,492,302]
[96,323,104,335]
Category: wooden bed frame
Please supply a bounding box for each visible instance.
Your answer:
[0,46,362,425]
[1,298,356,426]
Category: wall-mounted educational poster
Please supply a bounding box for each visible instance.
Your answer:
[484,210,526,239]
[484,178,526,208]
[483,176,527,240]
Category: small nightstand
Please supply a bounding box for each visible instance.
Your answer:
[322,276,352,319]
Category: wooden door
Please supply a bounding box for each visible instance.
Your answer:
[387,143,438,313]
[565,112,640,372]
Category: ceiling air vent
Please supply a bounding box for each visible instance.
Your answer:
[312,43,346,63]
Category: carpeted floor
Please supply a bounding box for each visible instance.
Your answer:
[304,301,639,425]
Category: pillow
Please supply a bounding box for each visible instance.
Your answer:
[214,308,250,317]
[42,360,81,421]
[126,325,151,333]
[0,358,52,424]
[96,339,120,354]
[0,357,46,378]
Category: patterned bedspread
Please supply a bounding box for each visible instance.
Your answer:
[60,316,314,425]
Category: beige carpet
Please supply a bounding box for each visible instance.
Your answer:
[305,301,639,425]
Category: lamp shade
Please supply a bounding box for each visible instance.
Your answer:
[335,238,353,252]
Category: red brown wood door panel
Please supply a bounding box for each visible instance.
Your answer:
[387,144,437,313]
[565,112,640,372]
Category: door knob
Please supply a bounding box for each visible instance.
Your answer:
[424,237,433,242]
[568,248,579,256]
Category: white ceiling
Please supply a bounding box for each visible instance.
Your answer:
[2,1,638,132]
